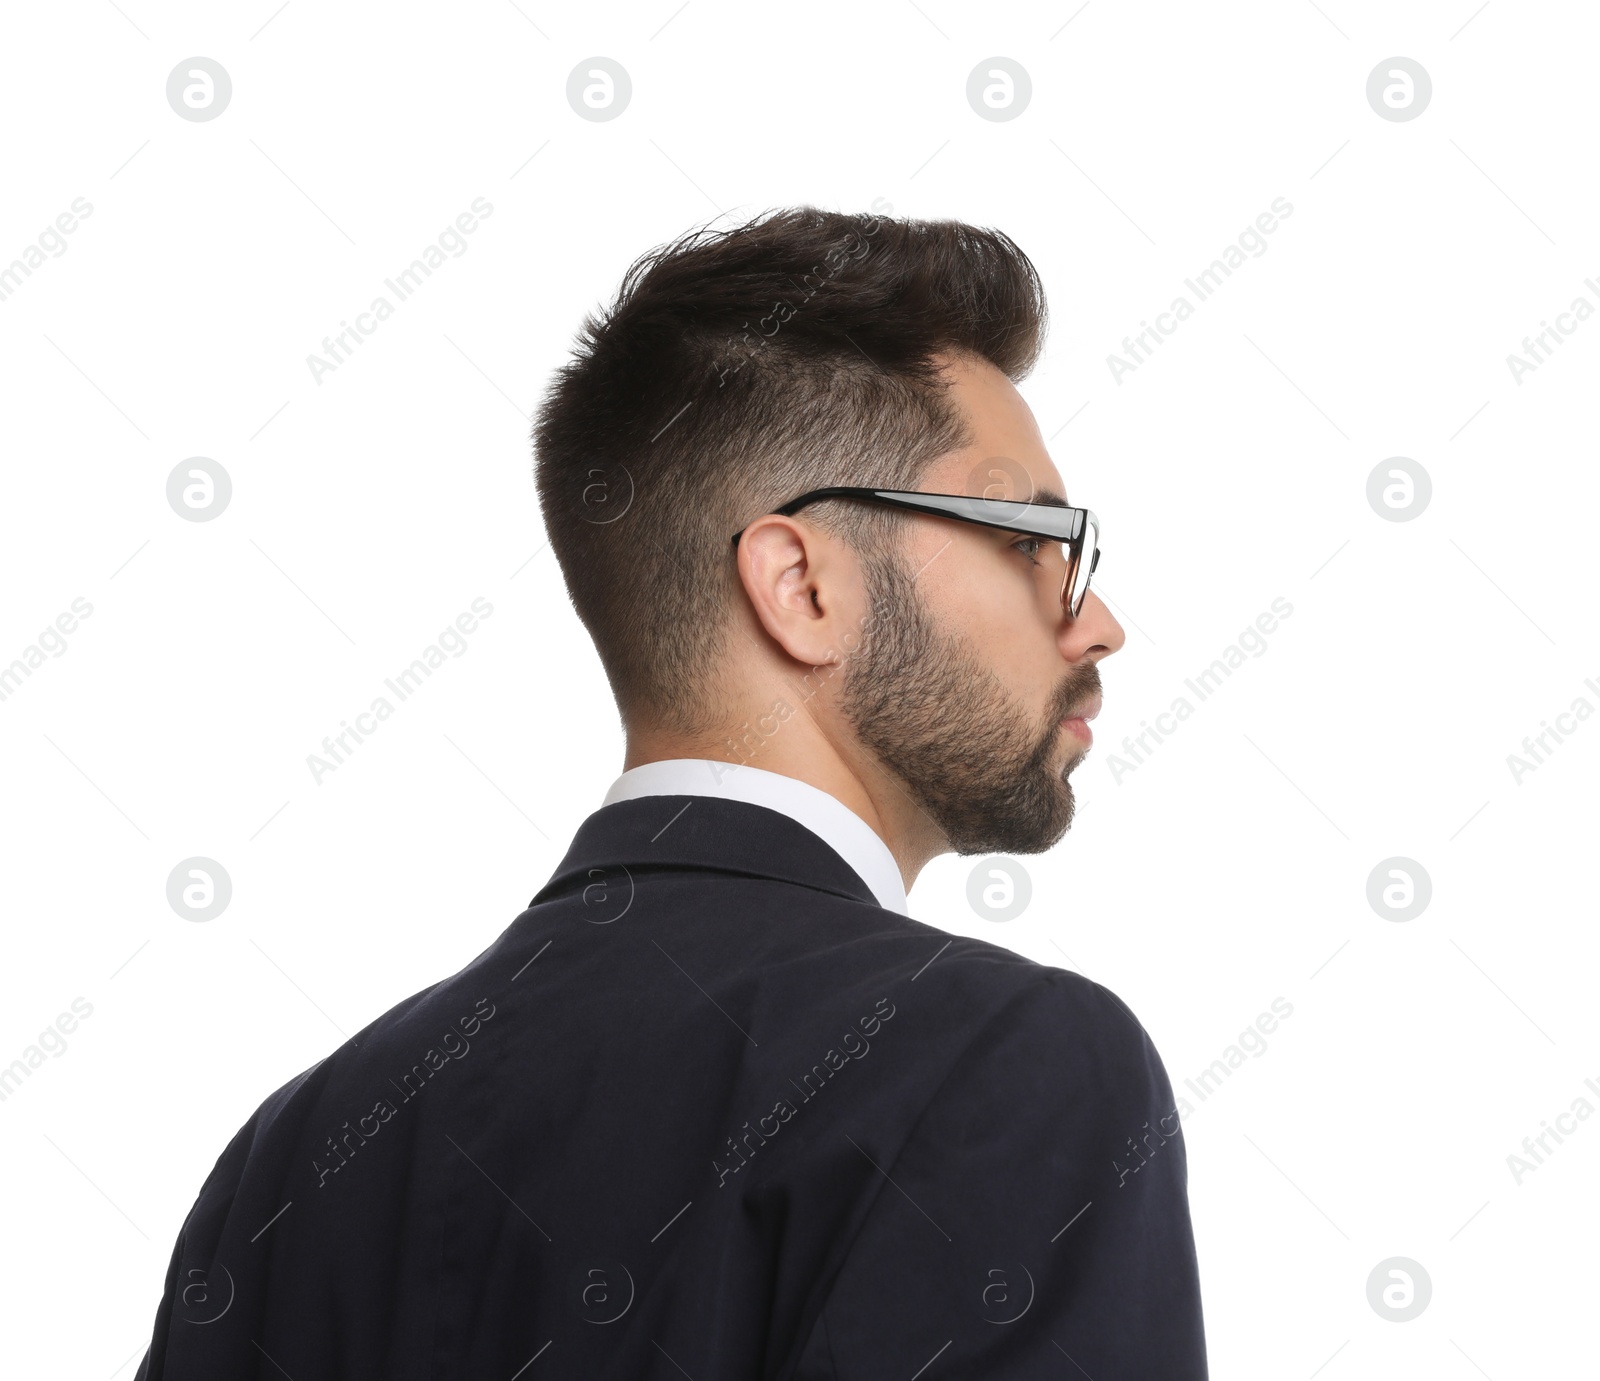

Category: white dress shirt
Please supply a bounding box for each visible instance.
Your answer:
[601,758,910,915]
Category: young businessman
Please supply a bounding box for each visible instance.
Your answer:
[135,208,1207,1379]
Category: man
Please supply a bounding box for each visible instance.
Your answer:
[135,208,1207,1378]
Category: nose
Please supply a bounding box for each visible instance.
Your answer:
[1060,588,1124,663]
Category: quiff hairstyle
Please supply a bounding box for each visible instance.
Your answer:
[532,205,1047,734]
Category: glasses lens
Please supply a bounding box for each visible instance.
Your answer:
[1066,516,1098,616]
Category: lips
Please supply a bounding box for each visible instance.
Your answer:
[1059,692,1100,746]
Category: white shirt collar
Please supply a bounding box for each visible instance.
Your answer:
[600,758,909,915]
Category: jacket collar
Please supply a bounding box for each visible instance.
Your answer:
[600,759,909,914]
[530,795,882,912]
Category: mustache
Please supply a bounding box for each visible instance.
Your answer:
[1052,664,1102,722]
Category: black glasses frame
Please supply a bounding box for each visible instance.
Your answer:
[730,486,1102,619]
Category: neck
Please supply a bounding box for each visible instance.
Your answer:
[623,703,946,893]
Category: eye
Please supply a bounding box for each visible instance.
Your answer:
[1011,536,1043,564]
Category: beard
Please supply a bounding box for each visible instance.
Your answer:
[839,542,1101,856]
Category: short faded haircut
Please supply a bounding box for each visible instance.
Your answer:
[531,205,1047,733]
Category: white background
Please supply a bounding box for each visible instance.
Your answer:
[2,1,1596,1376]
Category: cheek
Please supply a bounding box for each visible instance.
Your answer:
[924,548,1056,683]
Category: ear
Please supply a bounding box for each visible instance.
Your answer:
[734,515,864,670]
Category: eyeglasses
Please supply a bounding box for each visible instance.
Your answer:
[731,486,1102,619]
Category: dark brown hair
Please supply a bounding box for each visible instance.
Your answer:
[531,205,1047,733]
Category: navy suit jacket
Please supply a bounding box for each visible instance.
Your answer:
[135,796,1208,1379]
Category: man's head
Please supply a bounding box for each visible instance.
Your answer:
[533,207,1124,858]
